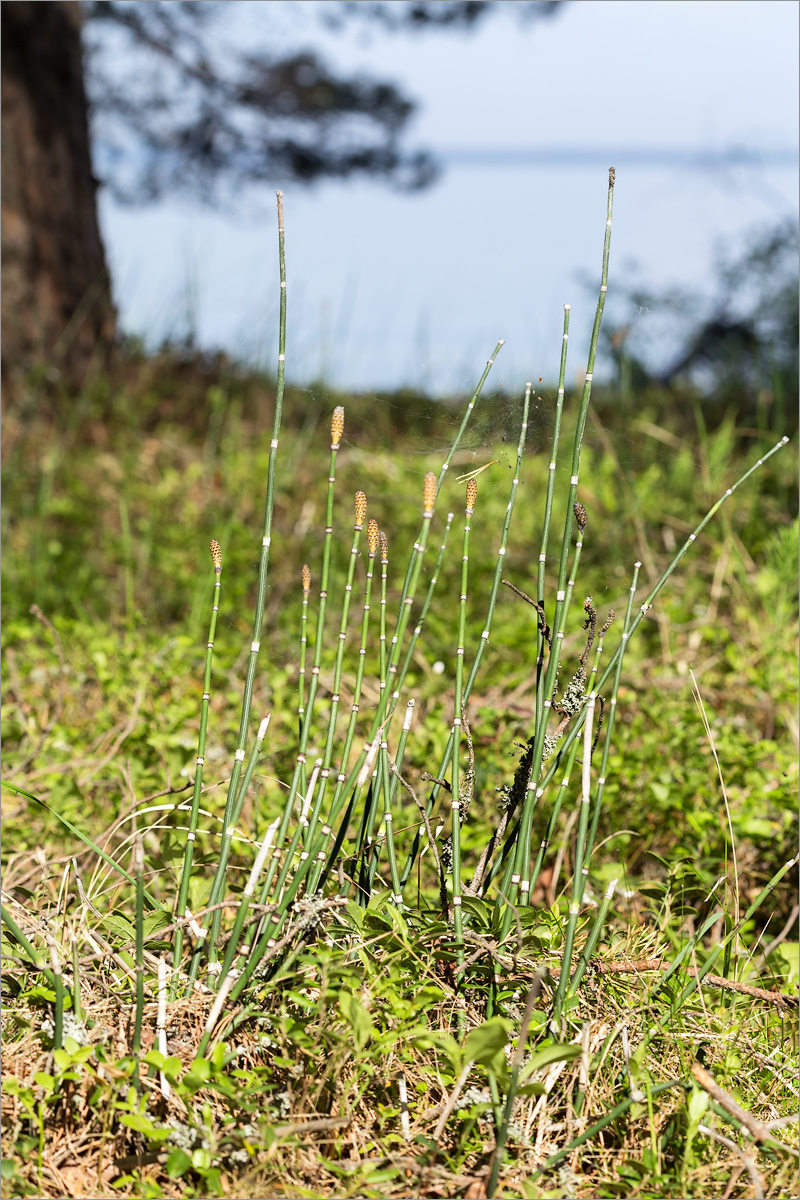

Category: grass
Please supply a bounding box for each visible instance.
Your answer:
[2,176,798,1200]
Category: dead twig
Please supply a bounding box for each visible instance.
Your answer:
[590,958,799,1010]
[691,1061,799,1158]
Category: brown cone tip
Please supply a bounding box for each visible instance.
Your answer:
[379,530,389,562]
[367,518,380,557]
[466,478,478,513]
[209,539,223,570]
[423,471,437,516]
[301,564,311,591]
[331,406,345,446]
[573,502,588,530]
[354,490,367,527]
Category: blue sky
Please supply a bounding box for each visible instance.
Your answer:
[96,0,799,394]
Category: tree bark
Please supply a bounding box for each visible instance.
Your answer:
[1,0,115,403]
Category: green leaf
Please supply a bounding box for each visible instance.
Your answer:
[344,901,365,930]
[771,942,800,986]
[339,991,373,1051]
[119,1112,161,1136]
[165,1148,192,1178]
[23,985,57,1003]
[192,1147,212,1171]
[460,896,492,929]
[183,1056,212,1091]
[407,1028,461,1073]
[463,1017,511,1068]
[517,1081,547,1096]
[524,1042,583,1074]
[687,1088,709,1125]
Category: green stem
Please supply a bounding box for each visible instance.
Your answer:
[506,170,615,923]
[451,480,476,972]
[399,384,531,889]
[568,878,619,994]
[173,541,222,980]
[536,307,570,728]
[132,836,144,1082]
[206,192,287,948]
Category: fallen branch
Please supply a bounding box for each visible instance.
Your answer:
[692,1061,799,1158]
[590,958,799,1011]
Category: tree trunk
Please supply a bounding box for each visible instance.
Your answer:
[1,0,115,404]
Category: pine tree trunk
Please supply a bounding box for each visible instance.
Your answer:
[1,0,116,404]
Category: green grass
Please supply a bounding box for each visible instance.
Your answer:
[2,184,798,1200]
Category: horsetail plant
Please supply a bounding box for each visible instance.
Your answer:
[4,171,798,1200]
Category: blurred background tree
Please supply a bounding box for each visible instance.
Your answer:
[599,220,798,431]
[0,0,561,400]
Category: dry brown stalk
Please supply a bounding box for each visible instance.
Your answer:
[691,1061,799,1158]
[591,958,799,1011]
[698,1121,765,1200]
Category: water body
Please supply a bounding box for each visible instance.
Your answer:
[100,154,797,395]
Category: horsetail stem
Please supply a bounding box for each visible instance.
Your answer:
[306,521,380,895]
[251,407,345,911]
[132,835,145,1070]
[584,562,641,865]
[328,468,437,897]
[376,344,502,726]
[399,385,531,890]
[298,563,311,796]
[450,478,476,957]
[192,194,286,979]
[379,531,389,689]
[362,509,455,893]
[201,816,282,1044]
[505,171,615,919]
[204,715,271,961]
[537,308,570,726]
[568,877,618,994]
[172,539,222,979]
[249,469,438,962]
[552,692,596,1020]
[265,489,368,910]
[387,512,453,807]
[519,598,612,909]
[186,715,271,987]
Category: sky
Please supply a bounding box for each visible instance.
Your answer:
[95,0,799,395]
